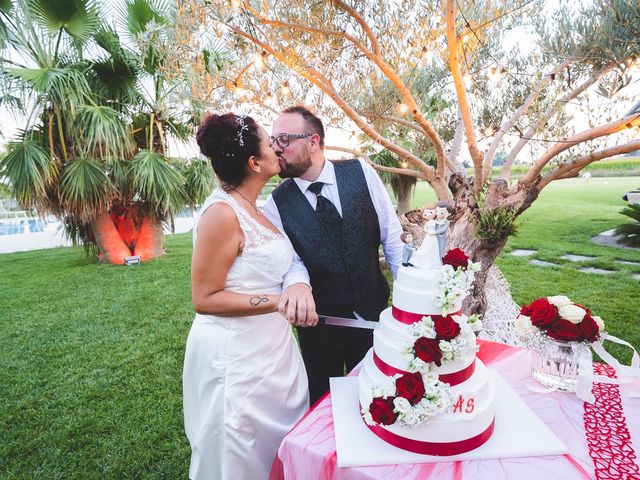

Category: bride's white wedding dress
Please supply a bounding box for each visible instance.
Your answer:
[410,219,441,269]
[183,189,309,480]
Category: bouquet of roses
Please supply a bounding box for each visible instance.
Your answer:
[515,295,605,343]
[437,249,481,315]
[362,371,453,427]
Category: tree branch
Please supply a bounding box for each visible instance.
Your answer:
[502,62,617,179]
[537,138,640,190]
[331,0,381,56]
[522,113,640,184]
[448,108,467,176]
[369,114,427,135]
[227,24,437,181]
[485,60,571,180]
[446,0,484,192]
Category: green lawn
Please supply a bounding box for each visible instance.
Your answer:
[2,176,639,478]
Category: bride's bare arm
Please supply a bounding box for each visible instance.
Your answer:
[191,203,279,316]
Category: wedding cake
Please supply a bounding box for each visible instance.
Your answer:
[357,247,495,456]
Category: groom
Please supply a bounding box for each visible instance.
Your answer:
[263,106,404,403]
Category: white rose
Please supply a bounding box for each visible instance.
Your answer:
[393,397,411,413]
[362,411,375,425]
[558,304,586,324]
[593,315,605,332]
[515,314,536,337]
[547,295,573,307]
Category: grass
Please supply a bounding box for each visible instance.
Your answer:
[2,176,640,478]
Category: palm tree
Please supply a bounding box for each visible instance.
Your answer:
[0,0,213,263]
[369,149,418,215]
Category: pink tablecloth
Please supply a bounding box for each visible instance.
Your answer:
[271,340,640,480]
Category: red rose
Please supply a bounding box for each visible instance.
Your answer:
[434,315,461,340]
[520,304,533,316]
[413,337,443,366]
[546,319,582,342]
[396,372,425,405]
[528,298,558,329]
[579,314,600,343]
[442,248,469,269]
[369,396,398,425]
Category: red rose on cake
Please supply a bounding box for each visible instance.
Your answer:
[442,248,469,269]
[396,372,425,405]
[413,337,443,366]
[368,397,398,425]
[515,295,605,343]
[434,315,461,340]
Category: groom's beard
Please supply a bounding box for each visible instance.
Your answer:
[278,150,312,178]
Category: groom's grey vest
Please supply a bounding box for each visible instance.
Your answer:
[272,159,389,321]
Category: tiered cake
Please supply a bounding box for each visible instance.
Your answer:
[358,251,495,456]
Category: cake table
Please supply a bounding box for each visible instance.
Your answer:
[269,340,640,480]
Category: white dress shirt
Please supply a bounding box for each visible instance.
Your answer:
[262,159,405,290]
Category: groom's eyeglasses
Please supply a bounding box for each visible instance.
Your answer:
[269,133,311,149]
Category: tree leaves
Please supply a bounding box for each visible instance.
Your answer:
[27,0,100,41]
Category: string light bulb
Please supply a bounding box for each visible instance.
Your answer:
[398,103,409,114]
[230,0,241,8]
[280,82,290,96]
[488,67,501,83]
[253,52,265,70]
[400,161,408,169]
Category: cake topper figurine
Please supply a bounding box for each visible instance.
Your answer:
[401,232,417,267]
[435,200,452,259]
[408,204,441,269]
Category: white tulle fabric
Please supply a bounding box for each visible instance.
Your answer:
[183,188,309,480]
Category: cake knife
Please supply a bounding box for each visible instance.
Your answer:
[317,311,378,329]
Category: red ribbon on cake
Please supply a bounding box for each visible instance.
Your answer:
[392,307,462,325]
[367,418,495,456]
[373,352,476,386]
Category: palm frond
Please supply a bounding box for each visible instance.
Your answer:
[614,205,640,246]
[181,158,215,208]
[4,66,89,110]
[120,0,168,38]
[104,156,131,199]
[130,149,187,216]
[74,104,132,158]
[0,0,12,13]
[59,156,114,220]
[27,0,100,41]
[0,139,57,209]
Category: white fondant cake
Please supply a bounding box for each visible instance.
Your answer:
[358,258,495,456]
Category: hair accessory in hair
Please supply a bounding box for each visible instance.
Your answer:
[236,114,248,147]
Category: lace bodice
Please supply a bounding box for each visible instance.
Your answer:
[193,188,293,293]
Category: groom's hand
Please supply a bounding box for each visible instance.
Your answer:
[279,283,318,327]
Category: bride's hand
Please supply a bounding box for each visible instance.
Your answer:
[279,283,318,327]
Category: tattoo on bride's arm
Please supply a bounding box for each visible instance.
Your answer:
[250,295,269,306]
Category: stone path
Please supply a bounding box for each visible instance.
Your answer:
[510,231,639,279]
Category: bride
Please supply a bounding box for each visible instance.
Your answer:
[183,113,309,479]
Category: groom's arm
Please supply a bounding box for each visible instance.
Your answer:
[359,160,404,278]
[263,194,318,327]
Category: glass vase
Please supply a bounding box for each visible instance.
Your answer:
[530,338,583,392]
